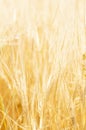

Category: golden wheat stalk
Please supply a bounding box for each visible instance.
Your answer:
[0,0,86,130]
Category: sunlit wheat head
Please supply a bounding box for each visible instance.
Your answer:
[0,0,86,130]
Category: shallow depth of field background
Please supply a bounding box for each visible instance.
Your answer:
[0,0,86,130]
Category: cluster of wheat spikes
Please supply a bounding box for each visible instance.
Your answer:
[0,0,86,130]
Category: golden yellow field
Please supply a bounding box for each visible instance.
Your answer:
[0,0,86,130]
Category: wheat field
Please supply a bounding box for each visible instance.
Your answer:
[0,0,86,130]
